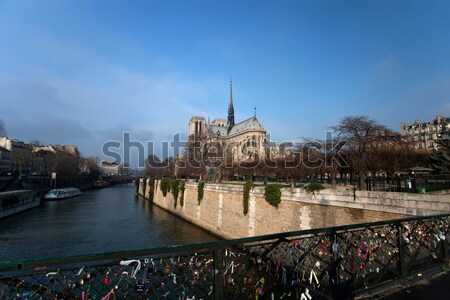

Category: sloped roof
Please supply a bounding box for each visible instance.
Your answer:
[32,145,56,153]
[209,125,228,137]
[228,116,265,135]
[407,166,434,174]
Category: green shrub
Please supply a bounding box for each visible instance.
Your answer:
[243,182,253,215]
[264,184,282,208]
[161,178,171,197]
[171,180,180,208]
[197,182,205,205]
[305,182,324,195]
[179,180,185,207]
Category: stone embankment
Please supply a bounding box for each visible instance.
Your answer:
[138,179,450,239]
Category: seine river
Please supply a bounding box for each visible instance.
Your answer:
[0,184,218,263]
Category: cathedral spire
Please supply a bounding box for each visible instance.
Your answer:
[227,79,235,130]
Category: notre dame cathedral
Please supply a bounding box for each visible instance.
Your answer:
[188,81,269,163]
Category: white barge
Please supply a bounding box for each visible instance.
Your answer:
[0,190,40,219]
[43,188,82,200]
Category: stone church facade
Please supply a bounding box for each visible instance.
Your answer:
[188,81,268,163]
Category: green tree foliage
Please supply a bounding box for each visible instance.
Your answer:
[264,184,282,208]
[428,138,450,174]
[305,182,325,195]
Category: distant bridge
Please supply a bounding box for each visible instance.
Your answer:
[102,175,135,185]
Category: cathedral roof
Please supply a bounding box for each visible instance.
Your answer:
[208,116,265,137]
[228,116,265,135]
[209,125,229,137]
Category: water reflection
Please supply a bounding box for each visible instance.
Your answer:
[0,184,218,262]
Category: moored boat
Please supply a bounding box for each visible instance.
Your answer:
[0,190,40,219]
[43,188,82,200]
[94,180,110,188]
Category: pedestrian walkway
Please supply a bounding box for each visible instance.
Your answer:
[383,271,450,299]
[359,271,450,299]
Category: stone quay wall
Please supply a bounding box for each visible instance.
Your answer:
[137,180,449,239]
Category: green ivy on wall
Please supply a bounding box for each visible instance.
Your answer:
[264,184,282,208]
[179,180,185,207]
[149,177,155,201]
[161,178,171,197]
[243,182,253,215]
[171,180,180,208]
[142,177,147,196]
[135,177,140,194]
[197,182,205,206]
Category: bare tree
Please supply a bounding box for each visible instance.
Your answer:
[145,154,162,177]
[332,116,397,177]
[182,134,206,180]
[29,140,44,146]
[80,156,101,177]
[0,119,7,137]
[161,156,175,178]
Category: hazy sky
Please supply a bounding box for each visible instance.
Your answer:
[1,0,449,166]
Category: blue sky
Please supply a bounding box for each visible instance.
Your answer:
[1,0,449,166]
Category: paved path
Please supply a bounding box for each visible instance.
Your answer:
[381,272,450,299]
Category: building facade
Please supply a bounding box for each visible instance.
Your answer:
[0,138,33,175]
[32,145,56,175]
[0,146,11,175]
[188,81,268,163]
[401,115,450,151]
[100,161,120,175]
[0,137,83,176]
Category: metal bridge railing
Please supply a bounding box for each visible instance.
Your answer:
[0,213,448,299]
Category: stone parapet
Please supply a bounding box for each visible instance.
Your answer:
[134,181,450,239]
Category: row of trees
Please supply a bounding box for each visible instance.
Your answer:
[143,116,447,188]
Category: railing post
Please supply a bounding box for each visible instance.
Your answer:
[397,223,408,282]
[212,248,224,300]
[442,221,449,270]
[329,230,340,299]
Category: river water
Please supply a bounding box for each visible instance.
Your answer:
[0,184,218,263]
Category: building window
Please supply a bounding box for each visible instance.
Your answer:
[418,143,423,149]
[429,142,434,148]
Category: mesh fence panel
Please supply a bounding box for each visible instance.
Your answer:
[0,214,448,299]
